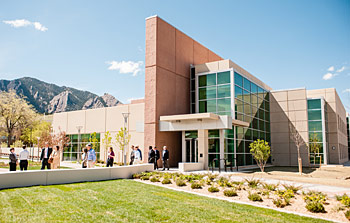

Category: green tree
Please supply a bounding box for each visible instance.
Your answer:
[89,132,99,150]
[309,133,321,165]
[0,90,37,146]
[21,120,51,146]
[249,139,271,172]
[102,131,112,161]
[115,127,131,164]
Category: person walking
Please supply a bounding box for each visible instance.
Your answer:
[19,146,29,171]
[134,145,141,164]
[106,147,115,167]
[148,146,155,169]
[9,148,17,171]
[50,146,61,169]
[136,145,142,161]
[40,142,52,170]
[87,143,96,168]
[81,148,88,168]
[162,146,170,171]
[154,146,160,170]
[129,145,135,165]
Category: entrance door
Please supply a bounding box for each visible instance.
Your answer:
[185,138,198,162]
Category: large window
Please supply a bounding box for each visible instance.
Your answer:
[64,133,101,161]
[198,71,231,116]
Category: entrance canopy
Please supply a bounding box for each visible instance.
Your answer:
[159,113,249,131]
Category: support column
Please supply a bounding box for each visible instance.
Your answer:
[219,129,225,169]
[182,131,186,162]
[198,129,208,170]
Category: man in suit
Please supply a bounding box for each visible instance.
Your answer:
[162,146,170,171]
[154,146,160,170]
[9,148,17,171]
[40,142,52,170]
[148,146,155,169]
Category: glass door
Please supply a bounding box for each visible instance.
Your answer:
[185,138,198,162]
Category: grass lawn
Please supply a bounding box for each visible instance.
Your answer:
[0,161,71,170]
[0,180,329,223]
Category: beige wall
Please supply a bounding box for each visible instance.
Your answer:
[52,103,145,163]
[270,88,310,166]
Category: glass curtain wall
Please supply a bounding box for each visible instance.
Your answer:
[208,130,220,167]
[64,133,101,161]
[307,99,325,164]
[233,72,270,166]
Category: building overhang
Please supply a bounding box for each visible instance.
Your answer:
[159,113,249,131]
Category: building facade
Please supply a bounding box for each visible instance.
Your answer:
[52,16,349,169]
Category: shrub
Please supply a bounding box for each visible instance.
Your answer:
[283,184,302,193]
[261,190,270,197]
[336,194,344,201]
[184,174,204,182]
[161,178,172,184]
[305,201,326,213]
[132,173,142,179]
[245,178,261,189]
[140,176,150,181]
[150,177,160,182]
[345,210,350,221]
[340,194,350,207]
[231,181,244,186]
[208,186,220,193]
[262,183,278,191]
[248,192,263,202]
[223,189,238,197]
[191,182,202,189]
[273,198,286,208]
[276,189,295,199]
[175,179,186,187]
[217,177,230,187]
[304,191,327,213]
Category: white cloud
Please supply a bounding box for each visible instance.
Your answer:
[107,60,143,76]
[337,66,346,73]
[3,19,48,32]
[322,72,337,80]
[327,66,335,72]
[343,89,350,93]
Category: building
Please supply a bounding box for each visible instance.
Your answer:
[52,16,349,169]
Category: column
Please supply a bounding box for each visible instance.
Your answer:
[219,129,225,169]
[182,131,186,162]
[198,129,208,169]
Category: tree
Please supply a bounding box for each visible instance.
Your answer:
[115,127,131,164]
[309,133,321,165]
[21,120,51,146]
[0,90,37,146]
[89,132,99,151]
[52,129,70,162]
[249,139,271,173]
[289,123,305,175]
[102,131,112,161]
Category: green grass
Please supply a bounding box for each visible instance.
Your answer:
[0,180,330,223]
[0,161,71,170]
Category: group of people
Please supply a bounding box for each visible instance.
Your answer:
[148,146,170,170]
[8,142,61,171]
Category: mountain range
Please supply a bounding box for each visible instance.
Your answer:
[0,77,122,114]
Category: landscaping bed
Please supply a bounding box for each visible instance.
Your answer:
[134,171,350,222]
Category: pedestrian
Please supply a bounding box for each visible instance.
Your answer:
[81,148,88,168]
[162,146,170,171]
[40,142,52,170]
[50,146,61,169]
[129,145,135,165]
[154,146,160,170]
[136,145,142,161]
[87,143,96,168]
[106,147,115,167]
[9,148,17,171]
[134,145,141,164]
[148,146,156,169]
[19,146,29,171]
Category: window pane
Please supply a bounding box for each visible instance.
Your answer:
[185,131,198,138]
[199,73,216,87]
[258,86,264,98]
[243,78,251,91]
[199,100,216,113]
[209,130,220,138]
[243,90,250,103]
[309,132,323,142]
[308,110,322,120]
[234,72,243,87]
[235,86,243,100]
[308,99,321,110]
[199,86,216,100]
[218,98,231,112]
[252,106,258,117]
[217,71,230,84]
[208,139,220,153]
[217,85,231,98]
[243,103,251,116]
[309,121,322,131]
[251,94,258,105]
[225,139,234,153]
[245,128,252,140]
[225,129,234,138]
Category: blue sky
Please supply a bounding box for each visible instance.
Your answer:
[0,0,349,110]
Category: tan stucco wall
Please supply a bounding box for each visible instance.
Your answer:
[144,16,223,167]
[52,103,145,163]
[270,88,310,166]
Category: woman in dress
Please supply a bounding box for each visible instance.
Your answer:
[50,146,61,169]
[106,147,115,167]
[82,148,88,168]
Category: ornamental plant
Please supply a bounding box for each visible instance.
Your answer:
[223,189,238,197]
[249,139,270,172]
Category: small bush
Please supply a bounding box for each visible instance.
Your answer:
[208,186,220,193]
[262,183,279,191]
[223,189,238,197]
[245,178,261,189]
[305,201,326,213]
[132,173,142,179]
[150,177,160,182]
[283,184,302,193]
[161,178,172,184]
[231,181,244,186]
[345,210,350,221]
[273,198,286,208]
[248,192,263,202]
[261,190,270,197]
[140,176,150,180]
[340,194,350,207]
[191,182,202,189]
[175,179,186,187]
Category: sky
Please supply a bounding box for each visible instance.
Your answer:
[0,0,349,110]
